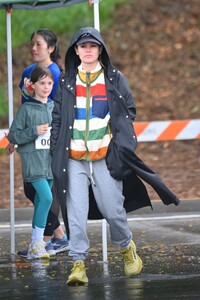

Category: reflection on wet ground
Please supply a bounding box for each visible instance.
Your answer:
[1,252,200,299]
[1,208,200,299]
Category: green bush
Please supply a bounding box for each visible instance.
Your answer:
[0,85,8,116]
[0,0,128,121]
[0,0,127,52]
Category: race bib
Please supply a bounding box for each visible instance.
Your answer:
[35,127,51,149]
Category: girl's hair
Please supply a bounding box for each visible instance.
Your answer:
[31,28,63,71]
[30,66,54,84]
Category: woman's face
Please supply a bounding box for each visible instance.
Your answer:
[30,34,54,65]
[75,42,101,71]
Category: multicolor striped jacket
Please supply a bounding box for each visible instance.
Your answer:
[70,63,111,161]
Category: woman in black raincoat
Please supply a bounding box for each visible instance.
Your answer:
[50,27,180,285]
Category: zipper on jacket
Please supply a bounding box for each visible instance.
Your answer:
[84,72,91,159]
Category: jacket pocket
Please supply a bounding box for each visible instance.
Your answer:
[106,138,132,180]
[92,95,109,119]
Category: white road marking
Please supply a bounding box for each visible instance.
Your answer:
[1,214,200,229]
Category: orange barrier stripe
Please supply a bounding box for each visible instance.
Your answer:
[0,136,9,149]
[157,120,189,141]
[134,122,149,136]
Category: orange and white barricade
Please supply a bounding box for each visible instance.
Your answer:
[135,119,200,142]
[1,119,200,150]
[0,129,9,149]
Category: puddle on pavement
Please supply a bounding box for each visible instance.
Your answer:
[0,254,200,299]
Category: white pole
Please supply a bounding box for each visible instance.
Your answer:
[102,219,108,262]
[92,0,108,262]
[93,0,100,31]
[6,7,15,254]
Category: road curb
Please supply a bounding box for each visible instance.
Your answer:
[1,199,200,225]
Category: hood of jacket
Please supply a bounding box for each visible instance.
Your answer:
[65,27,113,73]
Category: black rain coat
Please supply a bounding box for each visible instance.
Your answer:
[50,27,180,235]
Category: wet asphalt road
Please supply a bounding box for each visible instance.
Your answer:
[1,200,200,299]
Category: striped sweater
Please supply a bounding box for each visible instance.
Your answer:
[69,63,111,161]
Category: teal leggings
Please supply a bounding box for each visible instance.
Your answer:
[31,179,53,229]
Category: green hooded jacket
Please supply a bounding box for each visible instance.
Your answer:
[8,98,54,182]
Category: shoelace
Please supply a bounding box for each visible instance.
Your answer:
[72,262,84,273]
[122,247,137,263]
[33,242,45,252]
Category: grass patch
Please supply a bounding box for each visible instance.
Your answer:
[0,0,127,53]
[0,0,128,121]
[0,149,7,155]
[0,84,8,118]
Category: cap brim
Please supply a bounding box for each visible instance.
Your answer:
[76,37,101,46]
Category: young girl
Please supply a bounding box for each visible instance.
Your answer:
[8,66,55,259]
[8,28,68,257]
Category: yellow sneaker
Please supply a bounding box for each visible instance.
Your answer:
[67,261,88,285]
[120,240,143,276]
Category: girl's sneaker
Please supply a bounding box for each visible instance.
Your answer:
[27,240,50,260]
[18,242,56,258]
[17,248,29,258]
[45,241,56,256]
[51,236,69,254]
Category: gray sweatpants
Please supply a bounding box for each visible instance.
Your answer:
[66,158,132,261]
